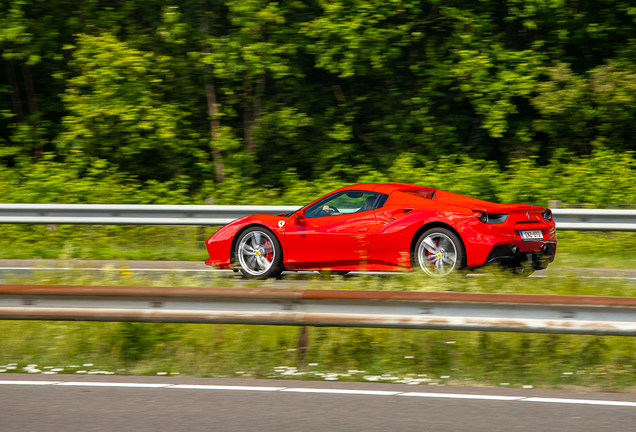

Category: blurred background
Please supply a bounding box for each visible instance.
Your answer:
[3,1,636,394]
[2,0,636,207]
[3,0,636,261]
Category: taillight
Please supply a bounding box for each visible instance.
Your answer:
[476,211,508,224]
[542,208,553,222]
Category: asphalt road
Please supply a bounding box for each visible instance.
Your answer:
[1,374,635,432]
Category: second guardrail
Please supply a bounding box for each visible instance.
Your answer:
[0,204,635,230]
[0,204,301,226]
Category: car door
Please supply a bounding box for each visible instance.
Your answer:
[284,191,379,270]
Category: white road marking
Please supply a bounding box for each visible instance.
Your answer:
[55,382,170,388]
[0,268,404,276]
[169,385,285,391]
[1,380,636,408]
[0,380,60,385]
[2,267,635,279]
[281,388,400,396]
[400,392,523,401]
[576,276,636,280]
[0,267,228,273]
[522,397,636,407]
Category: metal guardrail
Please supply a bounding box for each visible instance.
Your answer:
[551,209,636,231]
[0,204,301,226]
[1,285,636,336]
[0,204,634,231]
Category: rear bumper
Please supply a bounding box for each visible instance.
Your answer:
[463,218,557,268]
[483,241,556,270]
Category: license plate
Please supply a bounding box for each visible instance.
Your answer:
[520,230,543,241]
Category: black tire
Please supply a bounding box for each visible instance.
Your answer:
[234,226,283,279]
[512,253,534,277]
[412,227,466,277]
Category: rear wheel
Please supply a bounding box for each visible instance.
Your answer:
[235,227,283,279]
[414,228,466,277]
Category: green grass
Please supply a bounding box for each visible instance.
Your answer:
[2,270,636,392]
[3,320,636,392]
[0,225,216,261]
[4,260,636,296]
[554,231,636,269]
[1,226,635,271]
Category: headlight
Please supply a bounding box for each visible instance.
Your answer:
[542,208,552,222]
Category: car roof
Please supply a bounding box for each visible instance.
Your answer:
[333,183,435,195]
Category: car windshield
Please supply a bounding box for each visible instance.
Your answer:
[306,191,381,218]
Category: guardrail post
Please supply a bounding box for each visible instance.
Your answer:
[47,202,57,232]
[297,326,309,365]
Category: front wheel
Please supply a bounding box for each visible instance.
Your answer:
[413,228,466,277]
[235,227,283,279]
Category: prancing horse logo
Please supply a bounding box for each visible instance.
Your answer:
[526,212,530,219]
[278,220,285,228]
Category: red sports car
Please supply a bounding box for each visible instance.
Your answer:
[205,183,557,278]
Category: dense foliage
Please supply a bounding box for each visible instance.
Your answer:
[2,0,636,204]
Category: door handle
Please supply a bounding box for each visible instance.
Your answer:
[392,208,413,216]
[358,228,368,232]
[389,208,413,222]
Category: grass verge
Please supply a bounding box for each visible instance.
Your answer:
[2,270,636,392]
[0,225,215,261]
[1,226,636,270]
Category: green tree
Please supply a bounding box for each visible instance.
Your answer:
[59,33,194,182]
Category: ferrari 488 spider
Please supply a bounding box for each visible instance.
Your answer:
[205,183,557,278]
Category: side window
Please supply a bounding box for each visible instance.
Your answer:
[306,191,381,218]
[375,193,389,209]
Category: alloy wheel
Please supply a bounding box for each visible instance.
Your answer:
[237,230,276,276]
[417,232,458,277]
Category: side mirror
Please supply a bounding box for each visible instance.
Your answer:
[295,210,306,223]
